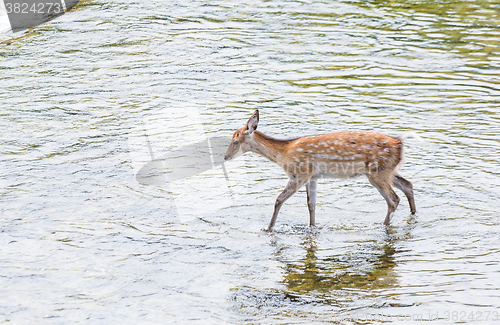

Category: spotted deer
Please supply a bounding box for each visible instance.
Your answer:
[224,110,417,231]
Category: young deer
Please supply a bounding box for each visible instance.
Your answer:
[224,110,416,232]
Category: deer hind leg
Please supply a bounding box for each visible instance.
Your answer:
[392,174,416,214]
[306,179,317,227]
[267,176,309,232]
[368,173,400,225]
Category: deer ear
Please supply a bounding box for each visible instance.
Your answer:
[245,110,259,134]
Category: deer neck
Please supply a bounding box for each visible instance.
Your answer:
[249,131,292,165]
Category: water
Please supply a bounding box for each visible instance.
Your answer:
[1,0,499,323]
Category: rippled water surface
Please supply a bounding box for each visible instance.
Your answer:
[1,0,499,323]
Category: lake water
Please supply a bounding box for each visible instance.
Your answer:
[1,0,499,323]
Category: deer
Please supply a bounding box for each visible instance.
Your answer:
[224,110,417,232]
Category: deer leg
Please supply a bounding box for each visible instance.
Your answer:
[306,179,317,227]
[267,177,308,232]
[393,174,416,214]
[368,174,400,225]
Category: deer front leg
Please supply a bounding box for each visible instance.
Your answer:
[267,176,308,232]
[306,179,317,227]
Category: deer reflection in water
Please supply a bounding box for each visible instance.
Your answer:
[230,226,415,315]
[279,229,405,304]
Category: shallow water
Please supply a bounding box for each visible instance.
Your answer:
[1,0,499,323]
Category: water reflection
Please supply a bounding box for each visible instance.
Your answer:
[231,225,415,318]
[283,235,398,297]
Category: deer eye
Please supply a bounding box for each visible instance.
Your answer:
[233,140,239,145]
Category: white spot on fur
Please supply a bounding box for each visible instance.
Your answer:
[312,154,344,160]
[296,148,304,152]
